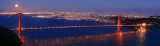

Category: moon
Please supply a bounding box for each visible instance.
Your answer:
[15,4,19,8]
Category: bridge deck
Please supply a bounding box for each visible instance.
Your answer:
[11,25,137,30]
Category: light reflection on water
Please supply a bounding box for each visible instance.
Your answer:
[117,31,123,46]
[136,25,147,46]
[22,31,135,46]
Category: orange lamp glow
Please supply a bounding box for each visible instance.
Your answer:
[142,23,146,26]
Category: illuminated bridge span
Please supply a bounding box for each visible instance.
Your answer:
[14,13,141,42]
[12,25,136,30]
[13,14,137,30]
[13,13,147,43]
[13,13,139,34]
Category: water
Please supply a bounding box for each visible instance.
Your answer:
[0,14,160,46]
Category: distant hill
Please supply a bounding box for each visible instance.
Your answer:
[0,26,22,46]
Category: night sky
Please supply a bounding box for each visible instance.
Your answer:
[0,0,160,15]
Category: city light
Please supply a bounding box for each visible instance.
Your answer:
[142,23,147,27]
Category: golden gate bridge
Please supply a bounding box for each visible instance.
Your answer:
[11,13,147,43]
[2,4,147,44]
[14,13,137,30]
[12,13,139,37]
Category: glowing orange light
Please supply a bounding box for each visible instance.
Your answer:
[137,23,147,33]
[142,23,146,26]
[15,4,19,8]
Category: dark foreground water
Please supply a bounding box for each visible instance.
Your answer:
[0,14,160,46]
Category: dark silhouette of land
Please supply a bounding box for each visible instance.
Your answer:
[0,26,22,46]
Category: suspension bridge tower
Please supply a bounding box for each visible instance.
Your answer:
[116,14,123,46]
[17,13,23,38]
[117,14,121,32]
